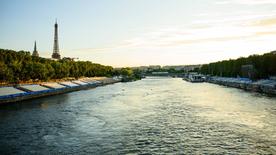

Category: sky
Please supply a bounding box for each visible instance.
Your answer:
[1,0,276,67]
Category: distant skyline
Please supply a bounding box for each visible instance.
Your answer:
[1,0,276,67]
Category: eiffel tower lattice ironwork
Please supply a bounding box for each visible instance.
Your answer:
[52,20,61,59]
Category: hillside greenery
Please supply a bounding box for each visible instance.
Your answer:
[0,49,115,83]
[200,52,276,79]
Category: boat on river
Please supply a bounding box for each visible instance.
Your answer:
[183,73,205,83]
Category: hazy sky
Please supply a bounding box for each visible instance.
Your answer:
[1,0,276,67]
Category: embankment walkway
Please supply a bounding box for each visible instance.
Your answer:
[0,77,121,104]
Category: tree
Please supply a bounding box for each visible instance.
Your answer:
[121,68,133,77]
[199,52,276,80]
[0,61,13,82]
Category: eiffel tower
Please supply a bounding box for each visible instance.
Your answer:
[52,20,61,59]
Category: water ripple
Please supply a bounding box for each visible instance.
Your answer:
[0,77,275,154]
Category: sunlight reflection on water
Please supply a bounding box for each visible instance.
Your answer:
[0,77,275,154]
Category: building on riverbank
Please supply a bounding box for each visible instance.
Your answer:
[241,65,256,79]
[32,41,39,57]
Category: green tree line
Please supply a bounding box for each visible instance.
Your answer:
[0,49,114,83]
[200,52,276,79]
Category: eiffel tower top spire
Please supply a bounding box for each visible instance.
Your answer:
[52,20,61,59]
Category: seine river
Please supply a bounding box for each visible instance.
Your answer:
[0,77,276,154]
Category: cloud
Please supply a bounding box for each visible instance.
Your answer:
[71,42,136,53]
[216,0,276,5]
[168,35,253,46]
[72,14,276,57]
[122,22,276,47]
[256,31,276,36]
[74,21,276,54]
[250,18,276,26]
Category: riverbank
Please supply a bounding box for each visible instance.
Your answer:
[206,77,276,96]
[0,77,121,105]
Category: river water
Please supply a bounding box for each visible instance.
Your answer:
[0,77,276,154]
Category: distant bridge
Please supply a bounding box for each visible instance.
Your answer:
[144,72,184,77]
